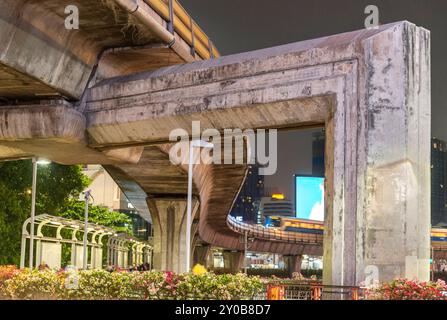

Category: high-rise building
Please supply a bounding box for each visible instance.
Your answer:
[230,165,264,223]
[260,195,294,222]
[431,138,447,226]
[312,130,325,177]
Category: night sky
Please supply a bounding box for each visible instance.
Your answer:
[181,0,447,198]
[182,0,446,140]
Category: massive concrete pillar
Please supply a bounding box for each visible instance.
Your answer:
[322,23,431,286]
[193,244,211,267]
[223,251,244,273]
[283,255,303,278]
[147,196,199,273]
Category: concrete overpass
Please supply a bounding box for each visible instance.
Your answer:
[0,0,431,287]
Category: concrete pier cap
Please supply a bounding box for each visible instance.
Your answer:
[0,20,430,286]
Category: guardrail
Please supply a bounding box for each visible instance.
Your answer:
[144,0,219,59]
[227,216,323,245]
[255,281,364,300]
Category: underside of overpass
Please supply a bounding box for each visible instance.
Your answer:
[0,0,432,286]
[0,0,325,265]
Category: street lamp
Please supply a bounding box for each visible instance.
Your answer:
[29,157,50,269]
[185,139,214,272]
[82,189,94,270]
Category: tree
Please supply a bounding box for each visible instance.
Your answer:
[0,183,29,265]
[58,199,132,234]
[0,160,91,265]
[0,160,90,215]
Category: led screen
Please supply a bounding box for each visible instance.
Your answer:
[295,176,324,221]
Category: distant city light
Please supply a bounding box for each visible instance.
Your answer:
[271,193,285,200]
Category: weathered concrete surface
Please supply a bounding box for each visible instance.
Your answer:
[147,196,199,273]
[283,255,303,278]
[222,250,244,273]
[0,100,144,164]
[82,21,431,285]
[0,20,430,285]
[193,244,210,267]
[0,0,199,100]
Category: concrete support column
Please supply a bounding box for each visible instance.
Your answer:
[147,196,199,273]
[283,255,303,278]
[193,244,210,267]
[223,250,244,273]
[323,23,431,286]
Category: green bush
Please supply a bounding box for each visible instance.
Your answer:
[62,270,136,300]
[0,267,264,300]
[177,273,264,300]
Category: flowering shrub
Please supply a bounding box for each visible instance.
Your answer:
[130,270,183,299]
[192,264,207,275]
[62,269,136,300]
[0,265,19,288]
[3,269,63,300]
[0,268,264,300]
[365,278,447,300]
[0,265,20,298]
[177,273,264,300]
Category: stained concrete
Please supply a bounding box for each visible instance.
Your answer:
[0,20,431,284]
[0,0,199,100]
[147,196,199,273]
[283,255,303,278]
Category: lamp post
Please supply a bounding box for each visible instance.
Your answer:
[185,140,213,272]
[29,157,50,269]
[83,189,93,270]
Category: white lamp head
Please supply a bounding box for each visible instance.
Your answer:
[36,158,51,165]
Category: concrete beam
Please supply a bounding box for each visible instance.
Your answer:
[0,101,144,164]
[0,0,199,100]
[85,21,431,285]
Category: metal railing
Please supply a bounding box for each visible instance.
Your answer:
[144,0,219,59]
[255,281,364,300]
[227,216,323,245]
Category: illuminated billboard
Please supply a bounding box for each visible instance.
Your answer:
[295,175,324,221]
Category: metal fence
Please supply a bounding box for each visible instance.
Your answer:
[227,216,322,245]
[255,281,364,300]
[144,0,219,59]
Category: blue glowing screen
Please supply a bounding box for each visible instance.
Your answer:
[295,176,325,221]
